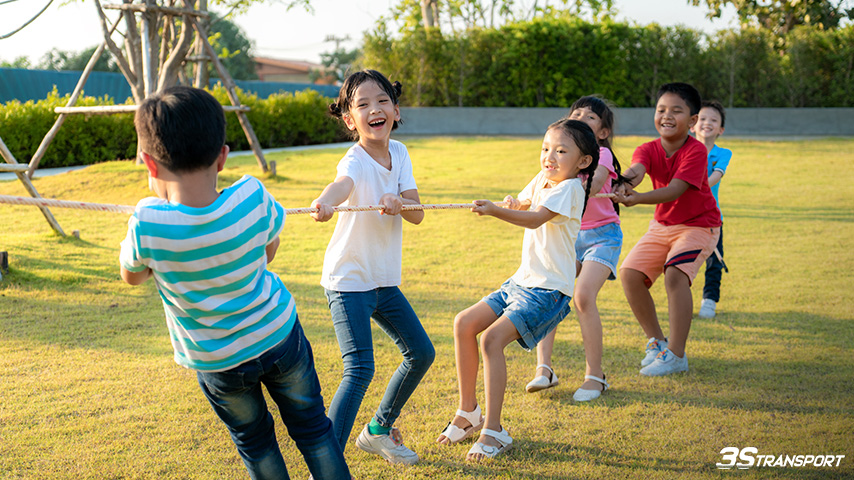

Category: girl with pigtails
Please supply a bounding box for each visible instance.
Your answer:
[311,70,435,465]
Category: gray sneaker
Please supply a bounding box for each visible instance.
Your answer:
[640,348,689,376]
[641,337,668,367]
[699,298,717,319]
[355,424,419,465]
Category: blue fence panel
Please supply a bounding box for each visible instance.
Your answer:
[0,68,338,104]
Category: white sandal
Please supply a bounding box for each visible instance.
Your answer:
[467,427,513,461]
[525,364,559,393]
[572,374,609,402]
[437,404,484,444]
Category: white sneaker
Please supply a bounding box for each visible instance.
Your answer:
[355,424,419,465]
[641,337,668,367]
[699,298,717,319]
[640,348,689,376]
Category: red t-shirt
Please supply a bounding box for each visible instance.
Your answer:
[632,136,722,227]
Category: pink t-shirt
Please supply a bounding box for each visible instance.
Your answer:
[579,147,620,230]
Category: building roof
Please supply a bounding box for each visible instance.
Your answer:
[253,57,323,73]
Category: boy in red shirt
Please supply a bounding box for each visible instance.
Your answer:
[613,83,721,376]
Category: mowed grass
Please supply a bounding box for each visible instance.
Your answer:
[1,135,852,480]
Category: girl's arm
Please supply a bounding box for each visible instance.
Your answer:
[311,176,355,222]
[120,266,152,285]
[398,189,424,225]
[471,200,557,229]
[586,164,611,197]
[502,195,531,211]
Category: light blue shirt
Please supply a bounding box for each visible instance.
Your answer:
[120,175,295,372]
[707,144,732,207]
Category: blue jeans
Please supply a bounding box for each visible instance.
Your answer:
[196,318,349,480]
[703,225,726,302]
[324,287,435,451]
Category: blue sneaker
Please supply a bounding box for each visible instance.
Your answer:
[641,337,668,367]
[640,348,688,376]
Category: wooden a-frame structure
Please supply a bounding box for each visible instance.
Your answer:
[2,1,268,236]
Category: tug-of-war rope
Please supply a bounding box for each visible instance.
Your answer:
[0,193,615,216]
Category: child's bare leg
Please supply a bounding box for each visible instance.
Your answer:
[663,267,692,357]
[621,267,664,340]
[534,328,556,378]
[437,302,497,445]
[575,262,610,389]
[468,317,519,461]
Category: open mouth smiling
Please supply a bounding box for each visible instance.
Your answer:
[369,119,386,127]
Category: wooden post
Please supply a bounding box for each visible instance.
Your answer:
[0,136,66,236]
[190,17,268,172]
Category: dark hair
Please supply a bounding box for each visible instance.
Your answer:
[546,119,600,216]
[656,82,702,116]
[701,99,726,128]
[134,86,226,173]
[568,95,623,215]
[329,69,403,140]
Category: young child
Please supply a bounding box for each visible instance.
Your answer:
[613,82,721,377]
[119,86,349,480]
[436,119,599,461]
[526,95,623,402]
[691,100,731,319]
[310,70,435,465]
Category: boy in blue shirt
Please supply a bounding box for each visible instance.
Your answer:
[691,100,732,319]
[119,86,349,480]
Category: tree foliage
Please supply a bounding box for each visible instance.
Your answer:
[359,15,854,107]
[36,46,120,73]
[689,0,854,34]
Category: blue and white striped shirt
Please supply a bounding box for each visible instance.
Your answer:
[120,175,296,372]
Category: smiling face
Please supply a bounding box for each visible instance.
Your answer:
[692,106,725,143]
[568,106,610,143]
[343,79,400,144]
[654,92,697,142]
[540,127,592,185]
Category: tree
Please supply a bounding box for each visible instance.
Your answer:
[206,12,258,81]
[310,47,359,84]
[0,56,32,68]
[37,46,119,73]
[689,0,854,34]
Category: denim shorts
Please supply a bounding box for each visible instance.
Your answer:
[481,278,573,351]
[576,222,623,280]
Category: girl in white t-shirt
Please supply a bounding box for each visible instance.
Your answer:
[526,96,624,402]
[311,70,434,465]
[436,119,599,461]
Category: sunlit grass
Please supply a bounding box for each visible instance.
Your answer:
[1,135,853,479]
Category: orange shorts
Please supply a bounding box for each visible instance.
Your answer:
[620,220,720,287]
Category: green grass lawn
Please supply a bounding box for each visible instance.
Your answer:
[1,135,852,479]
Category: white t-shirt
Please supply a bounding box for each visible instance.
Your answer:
[510,173,585,297]
[320,140,418,291]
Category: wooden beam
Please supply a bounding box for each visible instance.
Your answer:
[54,105,250,114]
[0,164,30,173]
[102,3,209,18]
[0,136,66,236]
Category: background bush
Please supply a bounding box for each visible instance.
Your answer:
[360,18,854,108]
[0,87,343,168]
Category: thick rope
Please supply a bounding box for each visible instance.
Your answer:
[0,193,615,216]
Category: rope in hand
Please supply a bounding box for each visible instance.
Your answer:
[0,193,616,215]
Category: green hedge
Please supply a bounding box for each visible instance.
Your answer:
[360,17,854,108]
[0,86,344,168]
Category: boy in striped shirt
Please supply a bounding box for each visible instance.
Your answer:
[119,86,349,480]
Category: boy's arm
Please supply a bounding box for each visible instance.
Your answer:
[265,236,280,264]
[709,170,724,187]
[311,176,355,222]
[619,178,690,207]
[120,265,152,285]
[471,200,557,229]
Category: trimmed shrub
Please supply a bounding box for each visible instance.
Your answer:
[1,87,342,168]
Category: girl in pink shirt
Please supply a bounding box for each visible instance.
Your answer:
[526,96,623,401]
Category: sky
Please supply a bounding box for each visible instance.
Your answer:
[0,0,738,65]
